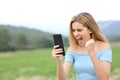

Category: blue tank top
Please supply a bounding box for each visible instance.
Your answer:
[64,49,112,80]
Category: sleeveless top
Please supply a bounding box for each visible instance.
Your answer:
[64,49,112,80]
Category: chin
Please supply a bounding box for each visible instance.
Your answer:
[78,43,85,47]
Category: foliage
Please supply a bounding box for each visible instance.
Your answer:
[0,28,13,52]
[0,25,69,52]
[16,32,30,50]
[0,24,119,52]
[107,35,120,42]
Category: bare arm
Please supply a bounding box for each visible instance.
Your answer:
[57,60,65,80]
[86,40,111,80]
[52,45,72,80]
[57,60,72,80]
[89,51,111,80]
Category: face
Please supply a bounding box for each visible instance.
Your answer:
[72,22,91,47]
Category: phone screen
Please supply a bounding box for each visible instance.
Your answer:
[53,34,65,56]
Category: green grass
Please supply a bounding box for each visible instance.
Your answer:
[0,43,120,80]
[110,43,120,71]
[0,48,57,80]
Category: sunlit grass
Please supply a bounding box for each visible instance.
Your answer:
[0,43,120,80]
[0,49,56,80]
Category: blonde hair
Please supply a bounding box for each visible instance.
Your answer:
[69,12,107,46]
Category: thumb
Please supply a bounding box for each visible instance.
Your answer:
[85,39,94,47]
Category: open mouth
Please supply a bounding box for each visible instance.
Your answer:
[77,37,83,41]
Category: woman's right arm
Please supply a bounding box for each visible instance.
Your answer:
[52,45,72,80]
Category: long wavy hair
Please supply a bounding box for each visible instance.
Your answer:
[69,12,107,46]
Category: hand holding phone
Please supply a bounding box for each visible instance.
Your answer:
[53,34,65,56]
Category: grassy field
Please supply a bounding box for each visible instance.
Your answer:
[110,43,120,70]
[0,43,120,80]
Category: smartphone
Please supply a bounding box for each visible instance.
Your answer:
[53,34,65,56]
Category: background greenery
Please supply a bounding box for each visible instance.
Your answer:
[0,25,68,52]
[0,23,120,80]
[0,43,120,80]
[0,23,120,52]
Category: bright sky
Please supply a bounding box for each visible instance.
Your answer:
[0,0,120,35]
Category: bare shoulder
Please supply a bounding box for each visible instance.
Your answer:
[67,45,77,52]
[96,41,111,51]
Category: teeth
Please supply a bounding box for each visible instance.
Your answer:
[77,37,82,40]
[80,37,82,40]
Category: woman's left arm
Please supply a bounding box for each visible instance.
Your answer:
[85,39,111,80]
[89,51,111,80]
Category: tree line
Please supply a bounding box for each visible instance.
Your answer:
[0,25,69,52]
[0,24,119,52]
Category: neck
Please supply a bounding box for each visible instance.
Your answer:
[78,45,86,49]
[77,45,88,53]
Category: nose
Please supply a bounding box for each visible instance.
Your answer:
[73,31,79,37]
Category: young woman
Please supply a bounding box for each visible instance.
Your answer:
[52,12,112,80]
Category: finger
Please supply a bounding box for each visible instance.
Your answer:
[55,49,63,55]
[86,39,95,46]
[57,54,63,57]
[91,39,94,42]
[52,48,63,56]
[53,53,63,59]
[53,45,60,49]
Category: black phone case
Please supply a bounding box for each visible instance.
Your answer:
[53,34,65,56]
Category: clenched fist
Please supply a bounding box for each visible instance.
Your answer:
[85,39,95,53]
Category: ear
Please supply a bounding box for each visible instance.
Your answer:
[88,28,92,34]
[89,30,93,38]
[89,32,92,34]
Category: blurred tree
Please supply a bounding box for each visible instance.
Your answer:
[16,32,29,49]
[0,28,11,52]
[34,36,53,48]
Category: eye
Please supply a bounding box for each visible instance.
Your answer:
[77,29,82,32]
[72,29,75,32]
